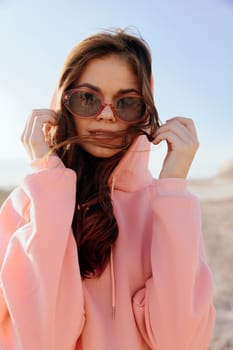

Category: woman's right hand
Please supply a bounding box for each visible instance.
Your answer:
[21,109,58,160]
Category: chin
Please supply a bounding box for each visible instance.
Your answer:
[81,144,122,158]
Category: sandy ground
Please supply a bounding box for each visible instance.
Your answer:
[201,197,233,349]
[0,190,10,207]
[188,176,233,350]
[0,172,233,349]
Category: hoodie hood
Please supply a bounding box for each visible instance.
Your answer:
[107,134,153,319]
[109,135,153,193]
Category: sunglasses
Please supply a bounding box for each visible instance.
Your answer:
[63,87,147,124]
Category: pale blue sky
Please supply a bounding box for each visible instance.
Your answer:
[0,0,232,187]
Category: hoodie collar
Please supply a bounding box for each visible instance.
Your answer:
[109,135,153,193]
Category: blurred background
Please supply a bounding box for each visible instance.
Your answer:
[0,0,233,348]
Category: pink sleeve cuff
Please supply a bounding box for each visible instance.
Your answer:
[153,178,189,196]
[30,155,65,171]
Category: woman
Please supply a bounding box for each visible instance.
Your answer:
[0,29,215,349]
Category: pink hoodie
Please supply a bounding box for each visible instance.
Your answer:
[0,135,215,350]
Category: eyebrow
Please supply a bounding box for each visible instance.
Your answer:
[76,83,100,92]
[76,83,140,95]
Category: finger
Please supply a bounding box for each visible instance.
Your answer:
[21,109,57,144]
[156,120,196,144]
[153,131,184,150]
[31,108,58,117]
[24,110,57,144]
[166,117,198,139]
[22,109,57,158]
[154,130,198,154]
[28,114,57,148]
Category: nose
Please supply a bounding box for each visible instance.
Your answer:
[96,104,116,122]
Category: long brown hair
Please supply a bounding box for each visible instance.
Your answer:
[51,28,160,278]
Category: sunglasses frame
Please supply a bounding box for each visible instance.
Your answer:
[62,87,148,124]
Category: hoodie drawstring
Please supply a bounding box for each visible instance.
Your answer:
[110,176,116,320]
[110,248,116,319]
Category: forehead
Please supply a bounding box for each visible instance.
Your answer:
[75,55,140,94]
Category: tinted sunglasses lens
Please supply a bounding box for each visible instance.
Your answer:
[116,97,146,122]
[67,90,101,117]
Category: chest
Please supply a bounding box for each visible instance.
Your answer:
[112,189,154,286]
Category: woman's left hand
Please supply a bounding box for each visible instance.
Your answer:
[153,117,199,179]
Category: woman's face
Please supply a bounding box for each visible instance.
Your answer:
[72,55,140,158]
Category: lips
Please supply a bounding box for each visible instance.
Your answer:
[88,129,116,139]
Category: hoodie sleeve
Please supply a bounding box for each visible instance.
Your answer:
[133,179,215,350]
[0,156,85,350]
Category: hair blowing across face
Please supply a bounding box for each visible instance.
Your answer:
[51,28,160,278]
